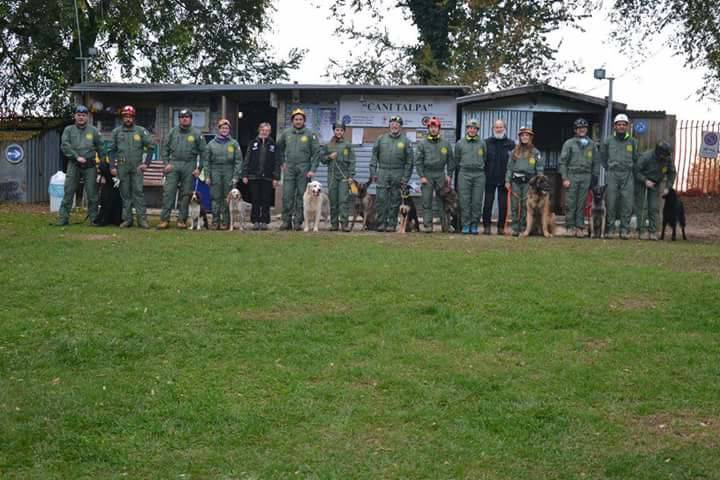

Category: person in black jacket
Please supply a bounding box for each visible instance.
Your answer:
[239,122,281,230]
[482,119,515,235]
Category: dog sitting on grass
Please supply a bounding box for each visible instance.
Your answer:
[522,174,554,238]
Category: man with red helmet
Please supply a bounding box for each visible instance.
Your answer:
[415,116,452,233]
[108,105,154,228]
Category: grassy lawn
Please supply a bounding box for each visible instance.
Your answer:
[1,207,719,479]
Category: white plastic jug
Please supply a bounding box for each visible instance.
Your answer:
[49,171,66,212]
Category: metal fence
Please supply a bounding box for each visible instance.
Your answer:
[675,120,720,194]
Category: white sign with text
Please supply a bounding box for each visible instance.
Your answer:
[339,95,456,129]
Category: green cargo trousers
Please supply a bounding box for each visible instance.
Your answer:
[420,173,446,229]
[376,169,403,230]
[160,161,195,222]
[58,161,98,223]
[458,170,485,227]
[634,182,660,233]
[606,170,634,234]
[564,173,591,230]
[282,163,310,226]
[328,174,351,227]
[510,181,530,234]
[210,165,235,226]
[118,162,146,223]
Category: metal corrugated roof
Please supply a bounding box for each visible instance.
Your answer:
[69,82,469,95]
[457,84,627,110]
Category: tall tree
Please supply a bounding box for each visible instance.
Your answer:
[325,0,584,89]
[604,0,720,102]
[0,0,305,115]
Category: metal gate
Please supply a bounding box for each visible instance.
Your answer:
[675,120,720,194]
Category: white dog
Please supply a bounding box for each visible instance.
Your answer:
[303,180,330,232]
[227,188,246,231]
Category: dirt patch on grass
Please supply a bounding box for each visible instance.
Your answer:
[583,338,611,352]
[238,303,351,322]
[62,233,116,241]
[608,296,657,311]
[627,411,720,451]
[0,202,51,215]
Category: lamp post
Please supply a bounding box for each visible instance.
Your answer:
[594,68,615,187]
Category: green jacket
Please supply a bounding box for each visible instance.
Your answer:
[109,124,154,168]
[415,134,452,177]
[61,124,105,167]
[559,136,600,179]
[162,126,208,168]
[506,147,544,183]
[206,136,242,176]
[601,133,639,174]
[635,149,676,186]
[370,133,414,181]
[451,135,487,173]
[277,127,321,171]
[321,139,356,179]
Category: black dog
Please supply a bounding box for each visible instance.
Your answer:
[95,162,123,226]
[589,185,607,239]
[398,183,420,233]
[661,188,687,241]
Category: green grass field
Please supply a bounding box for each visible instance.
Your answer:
[2,207,720,479]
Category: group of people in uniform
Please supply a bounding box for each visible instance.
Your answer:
[57,105,675,239]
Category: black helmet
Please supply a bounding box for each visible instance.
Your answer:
[655,141,672,157]
[332,122,346,130]
[178,108,193,118]
[573,118,589,129]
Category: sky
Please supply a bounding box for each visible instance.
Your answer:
[268,0,720,121]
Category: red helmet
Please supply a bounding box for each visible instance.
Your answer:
[427,116,441,129]
[121,105,136,117]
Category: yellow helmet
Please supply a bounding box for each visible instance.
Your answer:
[291,108,306,120]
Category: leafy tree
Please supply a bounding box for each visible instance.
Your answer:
[0,0,305,115]
[325,0,585,89]
[603,0,720,102]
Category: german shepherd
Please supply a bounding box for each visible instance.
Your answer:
[589,185,606,239]
[438,184,461,233]
[349,180,376,231]
[522,174,554,238]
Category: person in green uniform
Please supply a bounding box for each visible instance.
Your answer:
[157,109,208,229]
[57,105,105,226]
[600,114,639,239]
[108,105,154,229]
[559,118,600,238]
[635,141,676,240]
[415,116,452,233]
[206,118,242,230]
[452,119,486,234]
[505,127,544,236]
[277,108,321,230]
[370,115,414,232]
[320,122,356,232]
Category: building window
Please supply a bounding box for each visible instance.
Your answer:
[94,107,156,134]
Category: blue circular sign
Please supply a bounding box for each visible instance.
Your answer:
[634,120,648,134]
[342,115,352,125]
[5,143,24,164]
[704,132,718,146]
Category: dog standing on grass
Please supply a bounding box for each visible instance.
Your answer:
[188,191,209,230]
[438,184,461,233]
[589,185,607,239]
[661,188,687,241]
[522,174,554,238]
[398,183,420,233]
[227,188,246,231]
[303,180,330,232]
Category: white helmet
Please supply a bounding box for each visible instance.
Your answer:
[614,113,630,124]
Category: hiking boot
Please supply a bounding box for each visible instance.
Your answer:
[423,225,433,234]
[279,222,292,231]
[220,224,229,231]
[341,224,351,232]
[376,225,386,232]
[575,228,585,238]
[387,226,397,232]
[565,228,575,238]
[293,223,303,231]
[261,223,268,231]
[512,230,520,237]
[156,221,169,230]
[55,220,69,227]
[138,218,150,229]
[619,232,629,240]
[211,224,220,231]
[462,225,470,235]
[119,220,132,228]
[470,224,479,235]
[483,225,491,235]
[177,221,187,229]
[497,226,504,235]
[649,232,658,241]
[330,224,339,232]
[252,222,260,231]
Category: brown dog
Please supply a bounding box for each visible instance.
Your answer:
[522,174,553,238]
[349,180,377,231]
[438,184,461,233]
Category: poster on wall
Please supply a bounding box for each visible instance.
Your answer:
[284,105,338,143]
[338,95,456,129]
